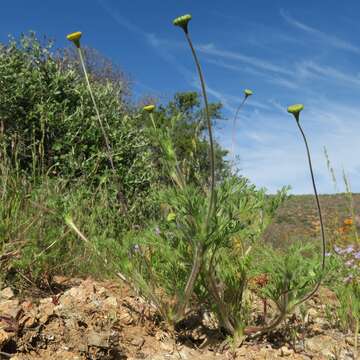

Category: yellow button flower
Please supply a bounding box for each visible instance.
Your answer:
[66,31,82,48]
[287,104,304,116]
[244,89,253,97]
[166,212,176,222]
[143,104,155,112]
[173,14,192,32]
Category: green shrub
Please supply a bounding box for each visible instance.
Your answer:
[0,33,154,200]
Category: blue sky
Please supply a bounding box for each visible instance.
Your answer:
[1,0,360,194]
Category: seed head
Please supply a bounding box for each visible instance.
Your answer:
[173,14,192,33]
[66,31,82,48]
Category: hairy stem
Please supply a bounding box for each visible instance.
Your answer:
[231,97,247,162]
[175,243,203,321]
[208,271,235,334]
[294,119,326,306]
[77,47,127,211]
[184,31,215,232]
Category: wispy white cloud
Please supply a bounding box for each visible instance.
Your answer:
[295,60,360,86]
[205,57,299,90]
[280,9,360,54]
[225,98,360,194]
[198,43,292,76]
[204,46,360,91]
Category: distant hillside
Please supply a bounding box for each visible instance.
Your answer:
[263,193,360,248]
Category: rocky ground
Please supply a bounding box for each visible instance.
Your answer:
[0,277,358,360]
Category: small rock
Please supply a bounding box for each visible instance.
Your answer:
[97,286,107,297]
[0,287,14,300]
[0,299,21,318]
[280,346,294,357]
[310,323,325,335]
[102,296,118,309]
[87,330,111,348]
[307,308,318,319]
[65,286,89,303]
[18,306,37,328]
[38,301,55,324]
[130,336,145,348]
[52,275,69,284]
[120,311,133,325]
[305,335,336,358]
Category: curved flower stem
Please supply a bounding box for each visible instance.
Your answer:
[294,119,326,306]
[183,31,215,232]
[77,47,127,211]
[205,245,235,334]
[175,243,203,321]
[207,271,235,334]
[231,97,247,163]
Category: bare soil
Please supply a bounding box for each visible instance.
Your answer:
[0,277,357,360]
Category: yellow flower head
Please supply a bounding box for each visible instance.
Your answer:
[287,104,304,120]
[166,212,176,222]
[66,31,82,48]
[143,104,155,113]
[173,14,192,33]
[244,89,253,97]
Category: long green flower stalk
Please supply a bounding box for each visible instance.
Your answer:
[231,89,253,162]
[288,104,326,306]
[66,32,127,211]
[172,14,216,321]
[173,15,215,229]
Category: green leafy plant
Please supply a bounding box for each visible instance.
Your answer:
[101,15,288,334]
[254,243,321,331]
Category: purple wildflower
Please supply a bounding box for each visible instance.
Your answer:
[334,245,344,254]
[325,252,332,257]
[345,245,354,254]
[353,251,360,260]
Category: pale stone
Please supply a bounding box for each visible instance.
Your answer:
[0,287,14,300]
